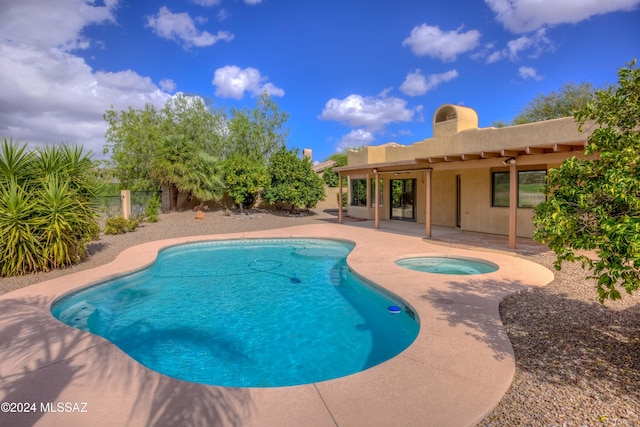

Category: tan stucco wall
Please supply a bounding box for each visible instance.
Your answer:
[348,115,587,167]
[315,186,341,211]
[456,169,534,237]
[432,105,479,138]
[431,170,457,227]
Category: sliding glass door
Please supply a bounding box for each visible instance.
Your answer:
[390,179,416,221]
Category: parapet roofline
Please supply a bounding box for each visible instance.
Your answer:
[333,141,587,173]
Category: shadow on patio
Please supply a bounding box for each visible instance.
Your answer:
[0,296,252,427]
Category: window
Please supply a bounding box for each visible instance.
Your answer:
[492,172,510,207]
[492,170,546,208]
[370,178,383,207]
[518,171,546,207]
[350,179,367,206]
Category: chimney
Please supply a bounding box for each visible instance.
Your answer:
[302,148,312,160]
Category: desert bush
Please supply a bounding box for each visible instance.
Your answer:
[104,216,138,235]
[145,195,161,222]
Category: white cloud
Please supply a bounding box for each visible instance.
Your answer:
[319,93,417,132]
[400,69,459,97]
[507,28,553,59]
[518,66,543,80]
[485,0,640,33]
[191,0,222,6]
[486,50,504,64]
[402,24,480,62]
[159,79,177,92]
[0,0,118,50]
[0,0,171,157]
[483,28,553,63]
[245,0,263,4]
[146,6,234,48]
[212,66,285,99]
[337,129,375,151]
[217,9,229,21]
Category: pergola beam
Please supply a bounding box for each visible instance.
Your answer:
[553,144,572,152]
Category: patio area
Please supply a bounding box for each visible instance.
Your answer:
[340,218,551,256]
[0,219,554,426]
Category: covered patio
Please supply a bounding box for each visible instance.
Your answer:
[334,140,587,250]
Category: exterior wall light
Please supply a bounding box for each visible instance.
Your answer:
[502,157,516,165]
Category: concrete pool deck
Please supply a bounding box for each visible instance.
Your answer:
[0,222,554,426]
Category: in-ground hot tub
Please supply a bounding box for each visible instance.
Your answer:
[395,256,498,275]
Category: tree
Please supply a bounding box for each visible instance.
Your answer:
[225,92,290,160]
[533,60,640,302]
[159,94,226,157]
[103,93,291,210]
[103,103,162,190]
[223,155,269,212]
[262,147,325,213]
[321,152,348,187]
[150,134,225,209]
[104,94,227,206]
[513,82,597,125]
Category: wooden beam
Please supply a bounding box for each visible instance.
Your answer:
[425,169,432,238]
[374,172,380,229]
[553,144,572,152]
[462,154,481,160]
[428,157,446,163]
[525,147,545,155]
[501,149,520,157]
[481,151,500,158]
[445,155,462,162]
[338,172,343,224]
[509,162,517,249]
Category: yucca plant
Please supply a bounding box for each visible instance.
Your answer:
[0,138,34,186]
[0,138,100,276]
[37,177,96,268]
[0,181,44,276]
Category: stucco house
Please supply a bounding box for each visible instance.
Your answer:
[333,104,594,248]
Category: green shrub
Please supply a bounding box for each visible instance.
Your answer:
[0,139,100,276]
[145,195,161,222]
[104,216,138,235]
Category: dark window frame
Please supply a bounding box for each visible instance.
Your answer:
[491,169,547,208]
[350,178,367,207]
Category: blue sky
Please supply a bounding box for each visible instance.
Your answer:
[0,0,639,162]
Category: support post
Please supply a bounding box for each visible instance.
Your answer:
[425,169,432,238]
[374,172,380,229]
[509,162,517,249]
[338,172,343,224]
[121,189,131,220]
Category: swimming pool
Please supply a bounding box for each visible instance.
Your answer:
[52,239,419,387]
[396,256,499,275]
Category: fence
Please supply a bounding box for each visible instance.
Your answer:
[94,190,161,227]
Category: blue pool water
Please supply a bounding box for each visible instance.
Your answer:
[396,256,498,275]
[52,239,419,387]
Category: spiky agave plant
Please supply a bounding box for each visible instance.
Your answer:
[36,176,97,269]
[0,139,100,276]
[0,181,44,276]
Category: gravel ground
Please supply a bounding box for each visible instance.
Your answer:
[479,252,640,427]
[1,209,639,426]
